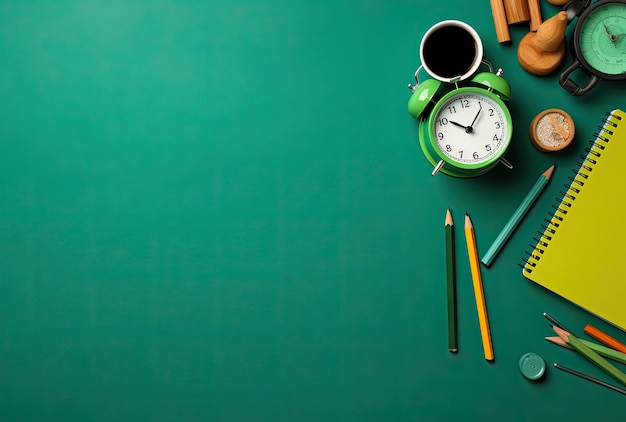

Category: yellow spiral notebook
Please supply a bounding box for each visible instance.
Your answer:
[522,109,625,331]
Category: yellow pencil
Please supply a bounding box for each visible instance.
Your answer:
[465,213,494,361]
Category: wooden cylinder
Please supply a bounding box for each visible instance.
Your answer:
[490,0,511,43]
[503,0,530,24]
[528,0,543,32]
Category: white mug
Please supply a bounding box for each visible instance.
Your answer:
[419,20,483,83]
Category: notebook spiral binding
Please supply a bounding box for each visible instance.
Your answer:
[519,110,623,273]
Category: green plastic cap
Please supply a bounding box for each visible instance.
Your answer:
[519,353,546,381]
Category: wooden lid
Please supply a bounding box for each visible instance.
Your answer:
[528,108,575,152]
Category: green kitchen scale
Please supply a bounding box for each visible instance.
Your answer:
[560,0,626,95]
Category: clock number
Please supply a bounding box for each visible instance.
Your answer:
[447,105,457,114]
[461,99,470,108]
[494,121,501,129]
[445,145,452,152]
[437,117,449,126]
[473,152,479,159]
[437,132,444,141]
[485,144,492,152]
[458,150,463,158]
[488,108,495,117]
[493,134,501,142]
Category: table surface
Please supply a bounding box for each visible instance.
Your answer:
[1,1,625,421]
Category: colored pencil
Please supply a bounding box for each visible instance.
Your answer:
[553,326,626,386]
[554,363,626,395]
[545,336,626,365]
[584,324,626,354]
[445,209,457,353]
[542,312,571,333]
[481,164,555,266]
[465,213,494,361]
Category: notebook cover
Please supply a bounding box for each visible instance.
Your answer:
[523,109,626,331]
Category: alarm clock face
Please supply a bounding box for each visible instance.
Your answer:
[428,88,512,169]
[576,0,626,78]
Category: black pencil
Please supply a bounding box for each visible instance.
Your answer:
[554,363,626,395]
[543,312,571,333]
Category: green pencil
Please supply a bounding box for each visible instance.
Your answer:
[554,326,626,387]
[545,336,626,365]
[481,164,555,266]
[445,209,457,353]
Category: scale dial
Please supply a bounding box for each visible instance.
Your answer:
[427,88,512,170]
[578,0,626,76]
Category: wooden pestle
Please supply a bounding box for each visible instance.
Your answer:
[517,11,568,76]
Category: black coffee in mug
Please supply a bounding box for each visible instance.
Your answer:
[421,24,479,80]
[422,26,476,79]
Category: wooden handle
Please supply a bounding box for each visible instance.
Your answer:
[535,11,568,51]
[490,0,511,43]
[528,0,543,32]
[503,0,530,24]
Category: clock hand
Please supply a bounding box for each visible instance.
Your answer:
[468,102,483,132]
[449,120,469,130]
[603,24,618,43]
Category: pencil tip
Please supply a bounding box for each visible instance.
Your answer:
[464,213,472,227]
[544,164,556,179]
[445,209,453,225]
[553,325,570,339]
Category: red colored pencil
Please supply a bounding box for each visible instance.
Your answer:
[584,324,626,354]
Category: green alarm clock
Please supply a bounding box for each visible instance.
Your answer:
[560,0,626,95]
[409,69,514,177]
[406,20,514,177]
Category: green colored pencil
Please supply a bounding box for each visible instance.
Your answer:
[545,336,626,365]
[481,164,555,266]
[554,326,626,387]
[445,209,457,353]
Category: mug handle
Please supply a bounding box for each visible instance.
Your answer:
[559,60,600,96]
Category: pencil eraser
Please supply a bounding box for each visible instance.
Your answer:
[519,352,546,381]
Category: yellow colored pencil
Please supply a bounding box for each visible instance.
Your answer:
[465,213,494,361]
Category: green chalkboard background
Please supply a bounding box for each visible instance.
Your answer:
[1,1,625,421]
